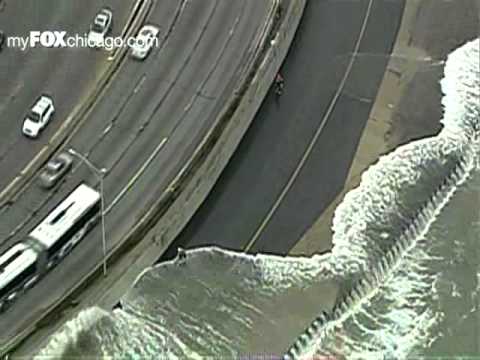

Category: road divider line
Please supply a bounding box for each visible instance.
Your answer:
[243,0,374,253]
[0,0,153,354]
[20,147,47,176]
[109,0,153,60]
[0,0,153,209]
[1,0,298,354]
[105,137,168,214]
[0,146,47,203]
[134,74,147,93]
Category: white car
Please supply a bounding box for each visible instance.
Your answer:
[130,25,159,60]
[22,95,55,138]
[88,8,113,48]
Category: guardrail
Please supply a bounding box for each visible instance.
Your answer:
[0,0,307,355]
[0,0,152,209]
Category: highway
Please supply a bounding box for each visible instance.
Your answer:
[164,0,406,256]
[0,0,273,345]
[0,0,133,191]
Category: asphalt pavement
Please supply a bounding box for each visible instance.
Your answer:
[0,0,132,191]
[0,0,272,344]
[163,0,406,257]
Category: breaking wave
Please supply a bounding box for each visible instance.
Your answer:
[286,37,480,359]
[35,39,479,359]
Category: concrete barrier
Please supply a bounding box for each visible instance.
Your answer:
[1,0,307,355]
[93,0,308,311]
[0,0,152,208]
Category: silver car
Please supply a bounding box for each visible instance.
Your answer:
[130,25,159,60]
[39,152,73,189]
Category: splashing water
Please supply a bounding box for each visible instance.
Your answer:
[36,39,479,359]
[289,37,480,359]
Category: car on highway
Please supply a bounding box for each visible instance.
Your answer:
[130,25,159,60]
[22,95,55,138]
[0,31,5,51]
[88,7,113,48]
[38,152,73,189]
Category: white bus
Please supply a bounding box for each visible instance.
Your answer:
[0,244,38,311]
[28,183,101,265]
[0,184,101,313]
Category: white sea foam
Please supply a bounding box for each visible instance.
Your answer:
[288,37,479,359]
[36,39,480,360]
[440,38,480,138]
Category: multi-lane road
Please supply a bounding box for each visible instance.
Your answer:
[0,0,407,353]
[0,0,132,191]
[0,0,273,345]
[166,0,405,255]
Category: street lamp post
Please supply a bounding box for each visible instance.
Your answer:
[68,148,108,277]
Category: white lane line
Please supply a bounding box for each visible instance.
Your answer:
[243,0,374,252]
[0,145,49,204]
[105,137,168,214]
[134,74,147,93]
[102,74,146,136]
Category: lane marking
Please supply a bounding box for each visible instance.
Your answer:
[243,0,374,252]
[108,0,151,61]
[101,73,146,137]
[97,0,241,215]
[0,0,152,207]
[134,74,147,93]
[105,137,168,214]
[0,146,48,204]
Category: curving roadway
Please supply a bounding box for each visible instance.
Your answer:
[165,0,406,256]
[0,0,274,345]
[0,0,133,192]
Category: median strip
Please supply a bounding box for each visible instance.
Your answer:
[0,0,307,355]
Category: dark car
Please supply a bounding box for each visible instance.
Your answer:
[0,31,5,51]
[39,152,73,189]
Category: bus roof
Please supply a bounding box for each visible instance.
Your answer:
[29,184,100,249]
[0,243,37,290]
